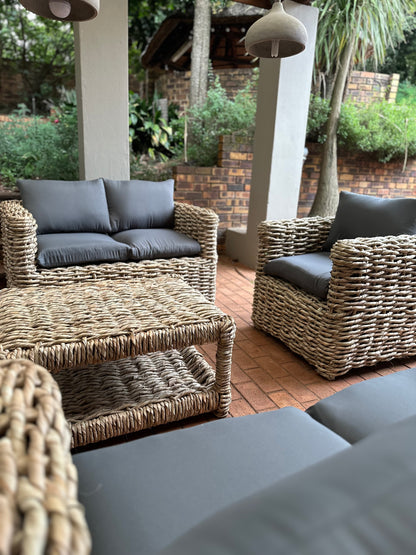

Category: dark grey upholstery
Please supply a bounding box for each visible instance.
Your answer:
[37,233,131,268]
[112,229,201,260]
[264,252,332,299]
[307,367,416,443]
[74,408,349,555]
[324,190,416,250]
[162,415,416,555]
[104,179,175,232]
[17,178,111,234]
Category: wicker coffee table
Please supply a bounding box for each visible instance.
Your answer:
[0,277,235,447]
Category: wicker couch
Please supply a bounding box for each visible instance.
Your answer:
[0,178,219,301]
[252,193,416,380]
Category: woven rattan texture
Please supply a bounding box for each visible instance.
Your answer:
[0,359,91,554]
[55,347,220,448]
[0,201,219,302]
[0,277,234,373]
[253,218,416,379]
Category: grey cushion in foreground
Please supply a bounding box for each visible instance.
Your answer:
[162,415,416,555]
[112,228,201,260]
[307,367,416,443]
[104,179,175,232]
[18,178,112,234]
[323,190,416,250]
[264,252,332,300]
[36,233,131,268]
[74,408,349,555]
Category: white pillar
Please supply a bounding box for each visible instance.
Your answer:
[226,0,318,268]
[74,0,130,180]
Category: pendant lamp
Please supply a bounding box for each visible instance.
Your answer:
[245,0,307,59]
[19,0,99,21]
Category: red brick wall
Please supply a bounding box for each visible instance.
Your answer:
[299,142,416,216]
[345,71,400,104]
[174,136,416,235]
[154,68,256,114]
[152,69,399,115]
[173,135,252,242]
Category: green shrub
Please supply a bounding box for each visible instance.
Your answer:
[187,74,257,166]
[306,94,416,165]
[396,80,416,105]
[129,92,183,161]
[306,95,330,143]
[0,96,78,189]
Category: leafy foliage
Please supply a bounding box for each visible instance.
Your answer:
[307,95,416,165]
[0,93,78,189]
[187,73,257,166]
[0,0,74,111]
[396,80,416,104]
[377,16,416,83]
[129,92,183,161]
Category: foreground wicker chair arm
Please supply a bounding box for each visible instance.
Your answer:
[0,359,91,554]
[328,234,416,312]
[174,201,219,261]
[0,201,38,286]
[256,216,333,271]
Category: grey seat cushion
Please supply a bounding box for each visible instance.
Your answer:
[324,190,416,250]
[307,367,416,443]
[162,415,416,555]
[264,251,332,299]
[36,233,131,268]
[74,408,349,555]
[104,179,175,232]
[112,228,201,260]
[17,178,112,234]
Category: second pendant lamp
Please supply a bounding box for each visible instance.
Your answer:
[245,0,307,59]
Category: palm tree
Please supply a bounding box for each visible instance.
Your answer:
[310,0,416,217]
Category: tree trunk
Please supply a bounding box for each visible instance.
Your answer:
[309,34,356,217]
[189,0,211,108]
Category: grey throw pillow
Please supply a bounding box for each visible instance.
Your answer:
[18,178,111,234]
[104,179,175,232]
[323,191,416,250]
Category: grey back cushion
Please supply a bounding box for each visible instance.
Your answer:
[104,179,175,232]
[264,252,332,300]
[17,178,111,234]
[323,190,416,250]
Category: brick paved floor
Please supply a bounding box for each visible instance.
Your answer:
[3,255,412,450]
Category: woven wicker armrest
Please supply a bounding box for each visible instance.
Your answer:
[256,216,333,271]
[174,202,219,261]
[328,234,416,311]
[0,200,38,286]
[0,359,91,554]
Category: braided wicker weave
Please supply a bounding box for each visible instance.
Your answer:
[0,200,219,302]
[0,278,235,444]
[252,217,416,380]
[0,359,91,554]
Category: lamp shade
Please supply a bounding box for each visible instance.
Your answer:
[19,0,99,21]
[245,1,307,59]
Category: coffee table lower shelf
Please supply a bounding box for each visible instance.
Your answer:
[55,346,223,448]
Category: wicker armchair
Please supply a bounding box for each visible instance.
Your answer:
[252,217,416,379]
[0,200,219,301]
[0,359,91,554]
